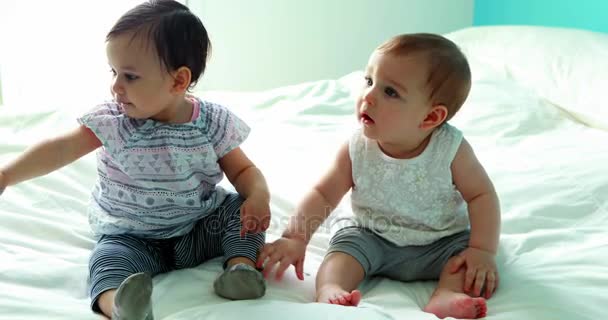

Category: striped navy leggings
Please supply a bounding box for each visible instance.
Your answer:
[88,193,265,312]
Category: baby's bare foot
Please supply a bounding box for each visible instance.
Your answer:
[316,285,361,306]
[424,288,487,319]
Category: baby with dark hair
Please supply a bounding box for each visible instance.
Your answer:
[0,1,270,319]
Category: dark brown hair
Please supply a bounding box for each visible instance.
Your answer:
[107,0,211,88]
[377,33,471,121]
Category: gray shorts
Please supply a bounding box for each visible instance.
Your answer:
[327,227,470,281]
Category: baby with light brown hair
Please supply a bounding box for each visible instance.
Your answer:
[259,33,500,319]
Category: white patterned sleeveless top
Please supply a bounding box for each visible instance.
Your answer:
[349,123,469,246]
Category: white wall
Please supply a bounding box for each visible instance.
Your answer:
[189,0,474,91]
[0,0,473,107]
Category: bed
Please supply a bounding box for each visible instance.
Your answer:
[1,25,607,319]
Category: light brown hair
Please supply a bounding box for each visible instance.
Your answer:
[377,33,471,121]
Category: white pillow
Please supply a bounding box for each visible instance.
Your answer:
[446,26,608,130]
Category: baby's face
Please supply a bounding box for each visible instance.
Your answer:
[357,51,433,145]
[106,33,176,120]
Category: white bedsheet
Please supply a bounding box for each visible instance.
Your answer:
[1,26,608,319]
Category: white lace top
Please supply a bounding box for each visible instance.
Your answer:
[348,123,469,246]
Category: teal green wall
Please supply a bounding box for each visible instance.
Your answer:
[474,0,608,33]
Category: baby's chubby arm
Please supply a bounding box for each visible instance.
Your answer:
[219,147,271,236]
[0,125,101,195]
[450,138,501,298]
[257,142,353,280]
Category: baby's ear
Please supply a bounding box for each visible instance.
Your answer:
[420,104,448,129]
[171,66,192,94]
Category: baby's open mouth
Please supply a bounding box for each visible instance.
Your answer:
[361,113,374,124]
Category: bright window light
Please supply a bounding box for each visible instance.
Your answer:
[0,0,149,109]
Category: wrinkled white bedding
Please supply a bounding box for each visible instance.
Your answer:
[1,26,607,319]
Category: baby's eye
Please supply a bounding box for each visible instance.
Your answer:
[124,73,139,81]
[364,76,373,86]
[384,86,400,98]
[109,69,117,76]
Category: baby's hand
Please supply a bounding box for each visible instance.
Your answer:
[239,194,271,237]
[257,236,307,281]
[450,247,498,299]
